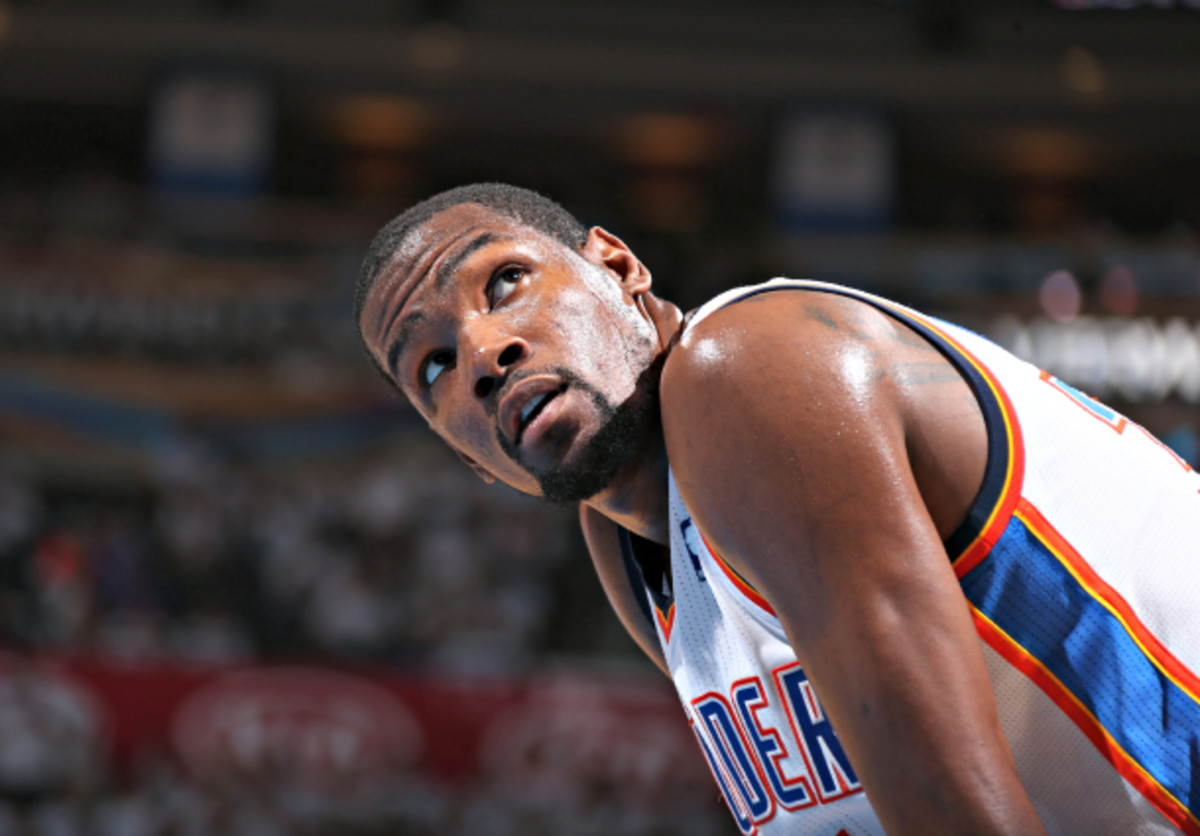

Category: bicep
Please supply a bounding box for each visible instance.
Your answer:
[662,301,1043,834]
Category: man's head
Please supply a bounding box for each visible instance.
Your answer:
[356,183,663,504]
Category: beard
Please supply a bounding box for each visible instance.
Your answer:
[496,366,657,505]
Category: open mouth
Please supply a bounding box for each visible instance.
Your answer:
[515,385,566,445]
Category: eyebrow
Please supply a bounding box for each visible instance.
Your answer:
[382,229,513,381]
[385,311,428,382]
[434,231,509,291]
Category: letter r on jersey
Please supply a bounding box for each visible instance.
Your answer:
[774,663,862,802]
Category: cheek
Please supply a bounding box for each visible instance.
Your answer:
[542,289,643,384]
[440,408,489,456]
[439,411,519,479]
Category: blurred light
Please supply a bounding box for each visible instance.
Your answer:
[1050,316,1109,393]
[344,155,412,199]
[1016,185,1071,232]
[1099,265,1139,316]
[617,114,719,168]
[1061,46,1107,100]
[406,23,465,75]
[148,67,274,198]
[772,109,894,232]
[331,96,431,149]
[626,175,710,233]
[1039,270,1083,322]
[1164,319,1200,403]
[1110,318,1170,402]
[1186,320,1200,403]
[998,128,1096,180]
[991,315,1200,404]
[990,315,1036,362]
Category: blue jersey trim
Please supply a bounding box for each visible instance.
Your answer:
[960,514,1200,820]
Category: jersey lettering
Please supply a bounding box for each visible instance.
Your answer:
[731,677,816,811]
[687,672,862,830]
[690,716,757,834]
[693,693,774,825]
[774,662,862,801]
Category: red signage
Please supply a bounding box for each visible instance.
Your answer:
[0,651,714,812]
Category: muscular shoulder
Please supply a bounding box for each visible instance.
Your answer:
[660,288,906,441]
[659,285,986,578]
[658,289,923,579]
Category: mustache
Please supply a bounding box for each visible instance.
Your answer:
[488,365,592,419]
[492,366,600,464]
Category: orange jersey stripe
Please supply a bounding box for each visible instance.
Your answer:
[701,532,778,618]
[971,606,1200,835]
[655,601,676,643]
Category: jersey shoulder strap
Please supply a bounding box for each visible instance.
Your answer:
[617,526,658,629]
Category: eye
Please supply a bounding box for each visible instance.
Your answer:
[420,350,454,388]
[487,266,524,307]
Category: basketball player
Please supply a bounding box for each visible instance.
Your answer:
[355,183,1200,835]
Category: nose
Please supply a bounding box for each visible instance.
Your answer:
[466,322,528,401]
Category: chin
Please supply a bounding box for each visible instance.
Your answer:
[535,421,646,505]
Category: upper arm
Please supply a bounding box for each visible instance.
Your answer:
[578,504,670,678]
[660,292,1044,835]
[664,293,938,642]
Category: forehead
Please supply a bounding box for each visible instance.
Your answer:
[374,203,537,304]
[359,203,565,368]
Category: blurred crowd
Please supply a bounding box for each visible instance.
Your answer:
[0,749,725,836]
[0,171,734,832]
[0,437,736,835]
[0,435,586,669]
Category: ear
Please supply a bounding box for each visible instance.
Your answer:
[455,449,497,484]
[581,226,653,297]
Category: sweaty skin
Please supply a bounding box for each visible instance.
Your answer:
[359,204,1049,836]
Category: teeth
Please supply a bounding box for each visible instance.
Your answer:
[520,392,549,426]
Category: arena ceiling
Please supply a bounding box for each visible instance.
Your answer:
[0,0,1197,140]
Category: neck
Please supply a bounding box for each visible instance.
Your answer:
[583,291,684,546]
[586,421,671,544]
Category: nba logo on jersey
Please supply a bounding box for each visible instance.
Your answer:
[678,518,707,582]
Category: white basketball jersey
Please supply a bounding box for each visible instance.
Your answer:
[631,279,1200,836]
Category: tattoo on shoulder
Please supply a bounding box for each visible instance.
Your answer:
[802,303,840,331]
[799,303,880,342]
[888,324,939,352]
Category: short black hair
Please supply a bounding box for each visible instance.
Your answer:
[355,182,589,327]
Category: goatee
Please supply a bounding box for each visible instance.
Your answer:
[497,366,656,505]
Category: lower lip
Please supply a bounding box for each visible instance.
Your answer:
[519,390,568,449]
